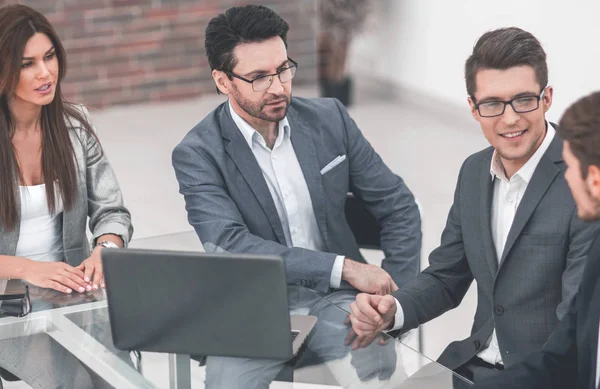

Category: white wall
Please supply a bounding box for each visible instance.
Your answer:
[351,0,600,123]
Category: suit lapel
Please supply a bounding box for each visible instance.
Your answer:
[287,107,330,247]
[220,104,287,245]
[499,134,562,267]
[479,151,499,276]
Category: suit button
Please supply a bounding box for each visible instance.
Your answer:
[494,305,505,316]
[474,340,481,349]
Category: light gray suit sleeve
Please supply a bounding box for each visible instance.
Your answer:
[392,160,474,331]
[82,130,133,246]
[172,143,337,293]
[332,99,421,286]
[558,210,600,319]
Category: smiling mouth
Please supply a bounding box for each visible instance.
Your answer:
[266,99,285,105]
[500,129,527,138]
[35,83,51,91]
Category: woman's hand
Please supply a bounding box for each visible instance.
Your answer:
[76,246,105,290]
[23,261,89,294]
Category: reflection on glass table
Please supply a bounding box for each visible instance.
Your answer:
[0,247,154,389]
[131,231,474,388]
[128,231,473,388]
[0,232,473,388]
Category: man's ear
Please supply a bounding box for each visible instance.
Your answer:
[468,96,480,123]
[542,86,554,113]
[587,164,600,201]
[212,69,231,95]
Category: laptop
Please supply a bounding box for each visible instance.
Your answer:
[102,248,317,360]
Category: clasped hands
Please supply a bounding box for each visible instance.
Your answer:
[342,259,399,349]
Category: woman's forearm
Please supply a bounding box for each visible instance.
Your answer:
[0,255,34,279]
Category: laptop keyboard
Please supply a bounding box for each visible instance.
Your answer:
[291,331,299,341]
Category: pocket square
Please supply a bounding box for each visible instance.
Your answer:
[320,154,347,175]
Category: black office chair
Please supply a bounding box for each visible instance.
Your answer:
[344,193,382,250]
[0,369,18,387]
[344,192,424,353]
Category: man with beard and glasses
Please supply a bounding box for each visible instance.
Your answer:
[171,4,421,389]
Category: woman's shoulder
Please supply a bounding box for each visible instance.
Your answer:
[65,103,91,127]
[65,104,95,142]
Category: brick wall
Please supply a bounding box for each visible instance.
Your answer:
[2,0,318,109]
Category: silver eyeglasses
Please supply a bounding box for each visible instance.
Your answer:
[226,58,298,92]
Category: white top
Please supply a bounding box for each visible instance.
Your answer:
[391,124,556,355]
[15,184,64,262]
[229,101,345,288]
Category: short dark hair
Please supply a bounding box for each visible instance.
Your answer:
[204,5,289,74]
[558,92,600,178]
[465,27,548,99]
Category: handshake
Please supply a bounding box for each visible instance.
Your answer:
[342,259,401,349]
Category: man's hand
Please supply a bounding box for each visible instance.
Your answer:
[23,261,89,294]
[76,246,105,290]
[342,259,398,295]
[346,293,397,349]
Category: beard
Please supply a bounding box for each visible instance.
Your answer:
[577,185,600,222]
[230,86,291,123]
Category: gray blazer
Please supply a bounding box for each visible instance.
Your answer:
[0,118,133,266]
[172,97,422,292]
[392,126,600,369]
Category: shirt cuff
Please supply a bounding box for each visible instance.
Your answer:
[389,298,405,331]
[329,255,345,289]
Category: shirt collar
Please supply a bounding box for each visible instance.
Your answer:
[489,122,556,183]
[228,100,290,149]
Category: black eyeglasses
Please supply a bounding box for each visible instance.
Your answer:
[226,58,298,92]
[474,89,546,118]
[0,285,31,317]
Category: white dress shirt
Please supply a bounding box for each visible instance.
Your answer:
[391,124,556,364]
[228,101,345,288]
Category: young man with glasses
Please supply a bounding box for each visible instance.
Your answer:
[473,90,600,387]
[172,5,421,388]
[347,27,600,386]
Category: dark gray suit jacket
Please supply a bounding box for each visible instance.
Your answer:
[473,230,600,389]
[172,97,421,292]
[392,127,600,369]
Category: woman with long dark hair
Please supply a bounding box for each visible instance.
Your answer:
[0,4,133,388]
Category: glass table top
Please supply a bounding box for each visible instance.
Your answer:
[0,232,471,388]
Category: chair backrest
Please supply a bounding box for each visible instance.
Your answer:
[0,367,19,382]
[344,193,382,250]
